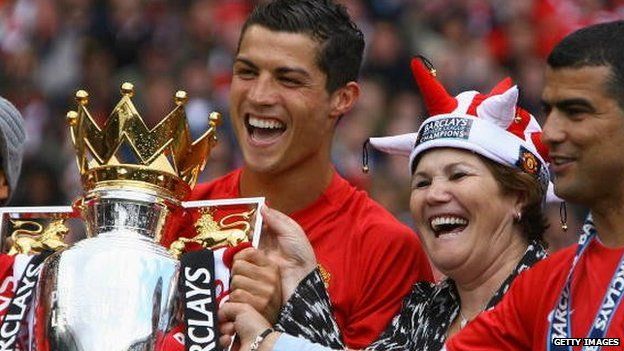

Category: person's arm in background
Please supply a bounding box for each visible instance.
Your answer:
[274,267,345,349]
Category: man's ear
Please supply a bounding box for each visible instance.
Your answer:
[0,171,9,202]
[328,82,360,119]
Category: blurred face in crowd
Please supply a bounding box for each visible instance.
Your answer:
[542,66,624,207]
[229,25,355,175]
[410,149,522,278]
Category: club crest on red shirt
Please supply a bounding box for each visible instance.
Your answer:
[319,264,331,289]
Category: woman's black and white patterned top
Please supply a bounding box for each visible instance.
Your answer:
[275,241,547,351]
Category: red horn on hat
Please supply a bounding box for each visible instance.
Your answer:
[488,77,513,96]
[410,57,457,115]
[466,77,514,116]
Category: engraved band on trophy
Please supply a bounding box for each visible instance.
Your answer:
[0,83,264,351]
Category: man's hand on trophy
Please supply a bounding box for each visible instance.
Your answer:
[220,301,279,351]
[230,248,283,324]
[258,206,317,301]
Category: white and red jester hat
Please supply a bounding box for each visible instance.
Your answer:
[369,56,557,201]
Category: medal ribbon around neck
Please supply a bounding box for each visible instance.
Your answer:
[547,215,624,351]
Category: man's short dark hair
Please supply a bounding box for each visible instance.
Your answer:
[239,0,365,93]
[547,20,624,110]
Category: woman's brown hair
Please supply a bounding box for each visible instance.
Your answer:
[481,156,549,246]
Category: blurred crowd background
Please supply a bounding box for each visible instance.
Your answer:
[2,0,622,252]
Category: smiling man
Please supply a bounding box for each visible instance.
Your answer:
[188,0,432,348]
[445,20,624,351]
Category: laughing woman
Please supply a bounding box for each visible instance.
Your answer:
[220,57,553,351]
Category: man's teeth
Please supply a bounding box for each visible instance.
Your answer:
[249,116,285,129]
[430,216,468,231]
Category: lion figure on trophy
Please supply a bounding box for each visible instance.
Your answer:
[169,208,254,258]
[8,219,69,255]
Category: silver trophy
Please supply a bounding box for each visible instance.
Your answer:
[0,83,264,351]
[34,190,180,350]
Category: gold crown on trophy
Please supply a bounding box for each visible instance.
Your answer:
[66,82,221,200]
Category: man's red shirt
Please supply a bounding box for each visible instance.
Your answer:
[447,239,624,351]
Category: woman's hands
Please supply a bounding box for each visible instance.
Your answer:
[219,302,278,351]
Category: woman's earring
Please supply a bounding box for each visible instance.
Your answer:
[514,211,522,223]
[560,202,568,231]
[361,139,370,173]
